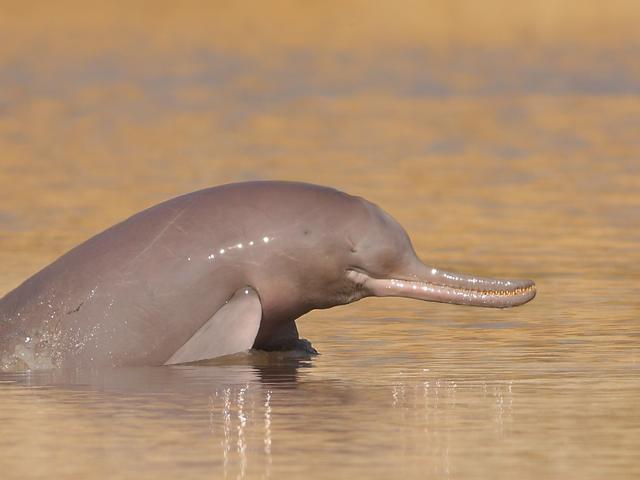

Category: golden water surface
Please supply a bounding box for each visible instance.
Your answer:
[1,2,639,479]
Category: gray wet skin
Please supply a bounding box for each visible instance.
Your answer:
[0,181,535,368]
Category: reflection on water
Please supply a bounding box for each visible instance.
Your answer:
[2,350,638,479]
[1,1,640,479]
[0,361,526,479]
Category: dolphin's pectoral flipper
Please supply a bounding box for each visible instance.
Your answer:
[164,287,262,365]
[253,321,318,355]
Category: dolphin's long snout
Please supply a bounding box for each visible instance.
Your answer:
[350,259,536,308]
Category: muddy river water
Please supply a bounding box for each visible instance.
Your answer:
[1,2,639,478]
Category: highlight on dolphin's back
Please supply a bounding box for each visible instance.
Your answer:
[0,181,536,370]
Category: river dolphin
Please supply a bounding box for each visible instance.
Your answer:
[0,181,536,369]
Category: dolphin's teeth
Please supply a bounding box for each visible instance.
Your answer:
[417,282,535,297]
[448,285,536,296]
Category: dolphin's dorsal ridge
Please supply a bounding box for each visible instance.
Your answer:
[164,287,262,365]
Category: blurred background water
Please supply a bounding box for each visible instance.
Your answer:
[0,1,639,479]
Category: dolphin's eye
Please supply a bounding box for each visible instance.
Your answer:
[346,236,358,254]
